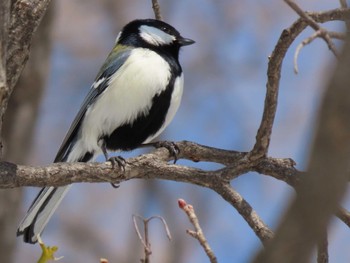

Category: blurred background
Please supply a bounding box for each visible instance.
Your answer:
[2,0,349,262]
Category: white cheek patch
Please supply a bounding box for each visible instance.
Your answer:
[139,25,176,46]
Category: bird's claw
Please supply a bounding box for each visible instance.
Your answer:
[108,156,126,188]
[152,141,180,164]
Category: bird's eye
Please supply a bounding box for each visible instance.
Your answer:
[161,26,169,33]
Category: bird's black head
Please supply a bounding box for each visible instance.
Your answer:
[117,19,195,59]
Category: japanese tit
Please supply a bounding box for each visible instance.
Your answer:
[17,19,194,243]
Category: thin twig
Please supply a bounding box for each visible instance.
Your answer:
[284,0,339,58]
[285,0,321,30]
[335,207,350,228]
[133,215,151,260]
[294,31,346,74]
[212,182,274,246]
[151,0,163,21]
[133,214,171,263]
[178,199,218,263]
[148,216,172,240]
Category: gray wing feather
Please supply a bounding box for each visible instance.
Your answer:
[54,48,132,162]
[16,48,133,244]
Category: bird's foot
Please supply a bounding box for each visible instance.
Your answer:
[149,141,180,164]
[108,156,126,188]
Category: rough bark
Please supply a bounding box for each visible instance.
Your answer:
[0,1,52,262]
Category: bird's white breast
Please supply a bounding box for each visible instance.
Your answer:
[69,48,176,159]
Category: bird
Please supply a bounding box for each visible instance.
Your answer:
[17,18,194,244]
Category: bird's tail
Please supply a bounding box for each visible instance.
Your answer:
[17,185,71,244]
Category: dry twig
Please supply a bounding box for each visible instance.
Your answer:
[284,0,339,58]
[336,207,350,228]
[151,0,163,21]
[178,199,217,263]
[294,31,346,74]
[212,182,274,245]
[251,7,350,160]
[133,215,171,263]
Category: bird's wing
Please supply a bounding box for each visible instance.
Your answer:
[54,47,132,162]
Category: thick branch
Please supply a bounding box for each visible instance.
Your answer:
[0,0,51,157]
[0,141,296,189]
[0,0,10,157]
[6,0,51,90]
[0,140,287,244]
[2,139,349,240]
[0,1,9,85]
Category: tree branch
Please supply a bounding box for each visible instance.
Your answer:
[0,0,10,158]
[249,8,350,160]
[336,207,350,228]
[0,0,9,88]
[253,26,350,263]
[133,215,171,263]
[2,139,349,244]
[0,140,281,244]
[151,0,163,21]
[0,141,296,189]
[212,182,274,245]
[178,199,217,263]
[6,0,51,89]
[285,0,339,58]
[294,30,345,74]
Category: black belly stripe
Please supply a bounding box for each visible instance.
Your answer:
[103,79,175,151]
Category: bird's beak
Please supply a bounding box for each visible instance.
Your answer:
[178,37,195,46]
